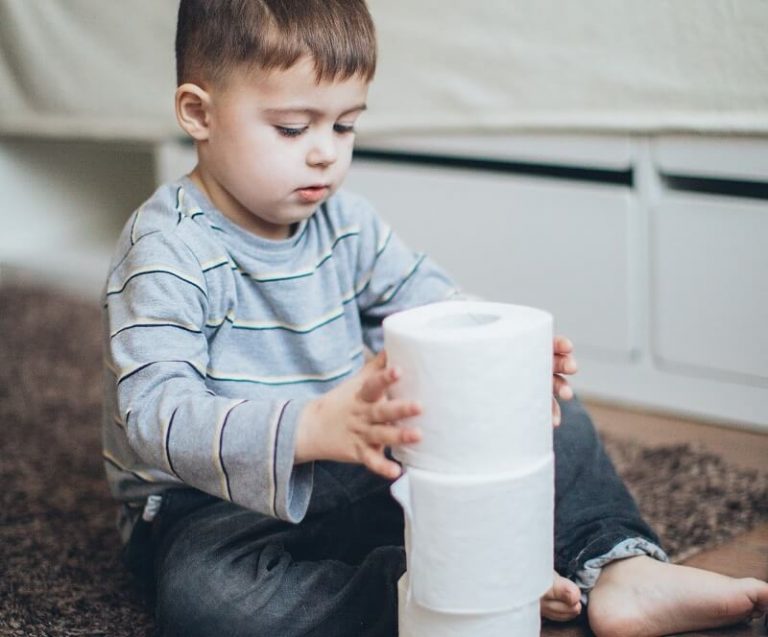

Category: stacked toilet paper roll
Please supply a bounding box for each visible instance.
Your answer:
[397,574,540,637]
[384,301,554,637]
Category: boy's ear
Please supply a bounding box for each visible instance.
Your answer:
[175,83,211,141]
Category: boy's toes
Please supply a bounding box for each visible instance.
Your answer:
[541,598,582,622]
[545,572,581,604]
[541,572,582,621]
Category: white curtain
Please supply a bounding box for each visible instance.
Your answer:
[1,0,766,140]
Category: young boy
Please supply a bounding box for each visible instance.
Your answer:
[103,1,768,635]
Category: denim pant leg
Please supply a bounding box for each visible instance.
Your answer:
[121,399,660,635]
[552,396,663,579]
[128,462,406,637]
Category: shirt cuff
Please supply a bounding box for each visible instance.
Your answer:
[573,537,669,605]
[273,398,315,523]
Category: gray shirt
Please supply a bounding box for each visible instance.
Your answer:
[102,177,458,527]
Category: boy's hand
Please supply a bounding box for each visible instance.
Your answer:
[552,335,578,427]
[294,352,422,479]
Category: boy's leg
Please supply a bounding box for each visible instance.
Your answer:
[540,395,665,620]
[145,463,406,637]
[588,554,768,636]
[552,397,768,636]
[131,398,656,636]
[552,396,663,583]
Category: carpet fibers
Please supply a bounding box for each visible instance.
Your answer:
[1,285,767,636]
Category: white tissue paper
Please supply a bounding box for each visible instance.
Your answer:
[383,301,553,473]
[391,456,554,613]
[385,300,555,633]
[397,574,541,637]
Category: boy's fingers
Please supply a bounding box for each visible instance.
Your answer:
[552,397,562,427]
[366,423,421,447]
[554,353,578,375]
[366,350,387,370]
[358,367,399,403]
[553,374,573,400]
[553,335,573,355]
[362,447,402,480]
[371,399,421,424]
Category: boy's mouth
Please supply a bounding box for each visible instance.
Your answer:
[296,184,330,204]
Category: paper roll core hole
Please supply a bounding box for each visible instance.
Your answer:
[427,312,501,330]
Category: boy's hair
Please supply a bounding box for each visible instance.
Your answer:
[175,0,377,86]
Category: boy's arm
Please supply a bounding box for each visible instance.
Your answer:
[106,232,312,522]
[351,199,459,353]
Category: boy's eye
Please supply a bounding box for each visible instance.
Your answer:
[275,126,307,137]
[334,123,356,134]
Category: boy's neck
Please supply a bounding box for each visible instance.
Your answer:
[188,165,295,241]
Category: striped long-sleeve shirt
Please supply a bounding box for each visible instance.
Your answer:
[102,176,458,530]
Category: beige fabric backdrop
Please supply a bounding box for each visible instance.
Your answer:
[1,0,766,140]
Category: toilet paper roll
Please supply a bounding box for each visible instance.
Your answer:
[390,475,413,573]
[397,574,541,637]
[383,301,553,473]
[391,455,554,613]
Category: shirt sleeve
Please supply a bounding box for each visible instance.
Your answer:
[105,231,312,522]
[352,198,461,352]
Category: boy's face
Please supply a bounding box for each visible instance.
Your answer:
[193,57,369,239]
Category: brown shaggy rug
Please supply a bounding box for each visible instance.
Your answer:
[1,284,767,637]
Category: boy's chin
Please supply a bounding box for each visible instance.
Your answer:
[288,198,331,217]
[265,205,322,230]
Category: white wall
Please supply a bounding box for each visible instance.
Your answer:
[0,138,155,295]
[343,134,768,431]
[2,133,765,430]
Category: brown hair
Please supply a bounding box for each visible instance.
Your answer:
[175,0,377,86]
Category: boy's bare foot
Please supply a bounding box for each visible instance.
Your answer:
[541,571,582,621]
[587,556,768,637]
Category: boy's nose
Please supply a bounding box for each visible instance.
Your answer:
[306,137,338,167]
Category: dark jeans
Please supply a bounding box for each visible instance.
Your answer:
[123,397,660,637]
